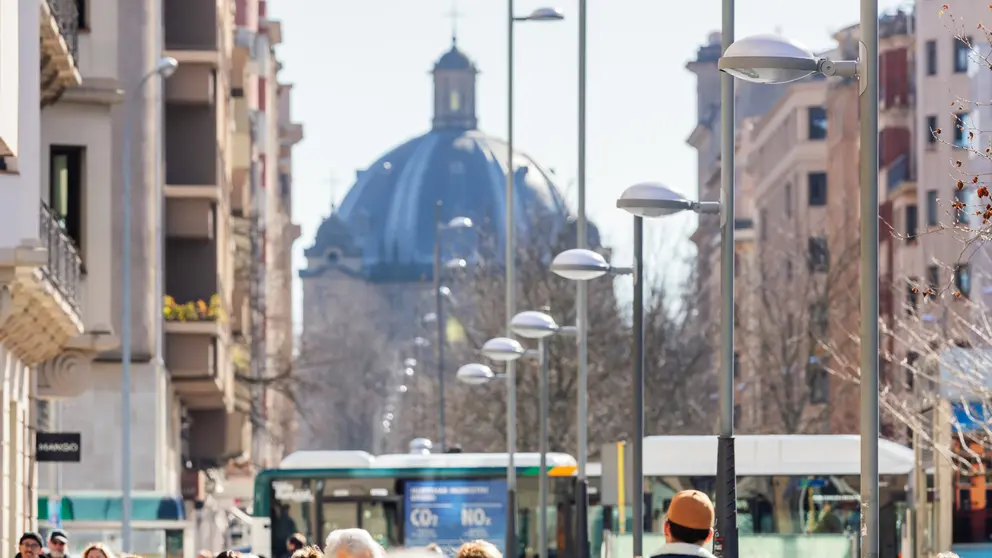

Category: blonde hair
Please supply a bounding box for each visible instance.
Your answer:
[455,541,501,558]
[293,546,325,558]
[82,543,116,558]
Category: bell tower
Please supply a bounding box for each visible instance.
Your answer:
[431,37,479,130]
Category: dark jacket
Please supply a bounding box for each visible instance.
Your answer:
[649,542,717,558]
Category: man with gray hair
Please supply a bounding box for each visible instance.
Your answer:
[324,528,385,558]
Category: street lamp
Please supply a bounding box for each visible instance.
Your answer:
[121,55,178,554]
[433,201,473,453]
[509,310,571,558]
[720,14,878,555]
[615,183,718,558]
[456,362,501,385]
[506,7,564,557]
[551,249,633,281]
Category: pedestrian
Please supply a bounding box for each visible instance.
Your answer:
[44,530,69,558]
[80,543,115,558]
[285,534,308,558]
[17,532,45,558]
[324,529,385,558]
[648,490,717,558]
[454,541,500,558]
[292,546,324,558]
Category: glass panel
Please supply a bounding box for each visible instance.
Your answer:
[66,529,167,558]
[50,154,69,220]
[323,502,359,536]
[361,501,400,549]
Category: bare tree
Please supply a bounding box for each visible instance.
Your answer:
[736,232,862,434]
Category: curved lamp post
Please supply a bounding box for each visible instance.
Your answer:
[615,183,719,557]
[506,8,565,557]
[433,203,473,453]
[721,24,878,556]
[121,55,178,554]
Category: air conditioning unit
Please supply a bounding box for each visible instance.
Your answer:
[234,27,256,55]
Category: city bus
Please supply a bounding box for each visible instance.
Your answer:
[250,450,578,558]
[252,435,914,558]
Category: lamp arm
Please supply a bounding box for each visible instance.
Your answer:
[694,201,722,215]
[818,58,858,78]
[609,266,635,276]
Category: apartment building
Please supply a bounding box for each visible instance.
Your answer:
[0,0,87,546]
[20,0,301,551]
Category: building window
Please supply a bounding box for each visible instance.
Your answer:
[926,190,939,226]
[926,116,938,145]
[733,351,740,378]
[810,300,829,338]
[907,277,920,314]
[808,237,829,272]
[927,265,940,293]
[954,112,970,147]
[784,183,793,218]
[808,172,828,206]
[955,263,971,298]
[75,0,88,29]
[906,351,919,392]
[807,365,829,404]
[954,187,969,224]
[926,40,937,75]
[905,204,918,240]
[49,145,85,254]
[954,37,972,73]
[808,106,827,139]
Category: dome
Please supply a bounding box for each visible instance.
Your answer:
[434,43,476,71]
[308,128,601,273]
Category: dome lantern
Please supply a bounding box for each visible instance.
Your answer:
[432,39,479,131]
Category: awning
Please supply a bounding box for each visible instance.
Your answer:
[38,493,185,522]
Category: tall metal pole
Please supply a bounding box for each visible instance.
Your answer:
[538,337,550,558]
[575,2,591,558]
[506,1,519,555]
[716,0,739,556]
[631,216,645,558]
[434,200,447,452]
[859,0,880,554]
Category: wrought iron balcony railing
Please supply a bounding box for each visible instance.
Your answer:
[46,0,80,64]
[39,202,83,309]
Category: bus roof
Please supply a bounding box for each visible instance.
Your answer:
[278,451,578,471]
[588,435,914,477]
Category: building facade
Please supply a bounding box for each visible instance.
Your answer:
[17,0,302,553]
[0,0,86,548]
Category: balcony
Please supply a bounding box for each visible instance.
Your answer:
[0,202,84,366]
[884,154,916,197]
[165,106,222,200]
[231,99,252,216]
[40,0,82,107]
[164,0,220,59]
[279,123,304,147]
[165,64,216,105]
[187,409,249,468]
[164,295,232,411]
[166,199,216,240]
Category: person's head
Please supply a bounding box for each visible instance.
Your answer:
[288,533,308,552]
[82,542,117,558]
[324,529,384,558]
[19,532,44,558]
[198,551,214,558]
[663,490,715,546]
[292,546,324,558]
[454,540,501,558]
[47,529,68,558]
[215,551,243,558]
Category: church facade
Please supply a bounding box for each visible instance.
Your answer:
[298,41,599,451]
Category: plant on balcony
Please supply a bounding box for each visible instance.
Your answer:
[163,294,225,322]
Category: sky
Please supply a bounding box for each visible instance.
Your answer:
[268,0,910,327]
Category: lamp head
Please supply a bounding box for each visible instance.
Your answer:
[456,363,496,385]
[155,56,179,79]
[446,216,473,230]
[481,337,526,362]
[616,182,693,218]
[718,34,819,84]
[526,7,565,20]
[551,249,611,281]
[511,311,559,339]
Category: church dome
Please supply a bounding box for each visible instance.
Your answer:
[304,39,601,280]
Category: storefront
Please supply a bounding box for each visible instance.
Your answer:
[38,492,194,558]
